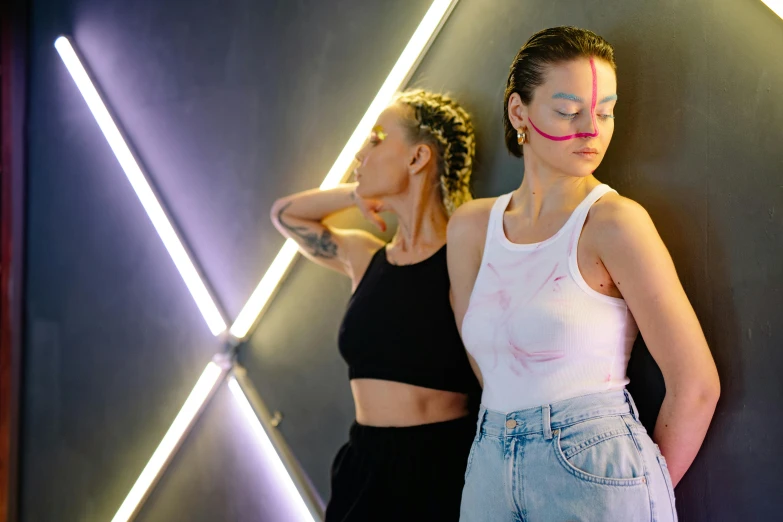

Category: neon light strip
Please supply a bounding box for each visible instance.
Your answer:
[228,378,316,522]
[54,36,227,336]
[230,238,299,340]
[528,57,599,141]
[761,0,783,19]
[111,362,226,522]
[230,0,458,339]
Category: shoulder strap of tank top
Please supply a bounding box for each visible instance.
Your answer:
[351,245,387,296]
[566,184,617,251]
[484,193,513,251]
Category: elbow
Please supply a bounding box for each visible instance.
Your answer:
[705,374,721,407]
[672,372,721,412]
[700,368,721,406]
[695,379,720,413]
[270,197,289,229]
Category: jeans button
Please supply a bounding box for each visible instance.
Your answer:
[505,419,517,429]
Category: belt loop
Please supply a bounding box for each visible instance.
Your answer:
[542,405,553,440]
[475,406,486,438]
[623,389,641,422]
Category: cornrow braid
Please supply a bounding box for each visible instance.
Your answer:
[394,89,476,215]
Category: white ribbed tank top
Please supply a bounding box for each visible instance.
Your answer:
[462,184,638,413]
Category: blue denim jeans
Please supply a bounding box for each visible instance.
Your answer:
[460,390,677,521]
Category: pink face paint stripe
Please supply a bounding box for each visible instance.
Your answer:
[528,118,577,141]
[528,57,600,141]
[583,56,599,137]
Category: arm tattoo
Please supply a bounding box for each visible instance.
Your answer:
[276,202,338,259]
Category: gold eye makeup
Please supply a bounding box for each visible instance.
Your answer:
[371,125,388,142]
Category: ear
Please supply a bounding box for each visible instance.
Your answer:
[408,143,433,176]
[507,92,529,131]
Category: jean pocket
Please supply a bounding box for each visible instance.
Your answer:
[464,436,479,480]
[655,446,677,517]
[553,416,647,487]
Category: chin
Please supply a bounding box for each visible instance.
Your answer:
[566,161,602,178]
[355,184,383,200]
[354,182,369,198]
[562,168,597,179]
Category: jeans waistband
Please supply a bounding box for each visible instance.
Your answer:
[476,390,640,440]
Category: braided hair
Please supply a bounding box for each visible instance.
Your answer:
[394,89,475,215]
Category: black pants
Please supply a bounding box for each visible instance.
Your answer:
[324,416,476,522]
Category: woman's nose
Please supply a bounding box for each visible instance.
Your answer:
[355,142,369,163]
[578,111,598,137]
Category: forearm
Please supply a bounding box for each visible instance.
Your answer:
[272,183,358,223]
[652,387,718,487]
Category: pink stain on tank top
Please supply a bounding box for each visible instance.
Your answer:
[485,263,511,310]
[526,264,559,303]
[528,57,599,142]
[502,263,565,373]
[509,341,566,371]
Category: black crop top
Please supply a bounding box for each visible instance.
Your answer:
[337,245,479,393]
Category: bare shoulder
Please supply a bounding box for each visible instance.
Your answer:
[334,227,385,281]
[335,227,386,251]
[447,197,497,246]
[586,191,660,250]
[448,198,498,323]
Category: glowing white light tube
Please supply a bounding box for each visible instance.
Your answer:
[54,36,226,336]
[111,362,225,522]
[228,378,316,522]
[761,0,783,20]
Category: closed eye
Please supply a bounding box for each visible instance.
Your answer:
[598,114,615,120]
[556,111,579,120]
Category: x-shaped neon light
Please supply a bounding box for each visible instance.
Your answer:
[54,1,458,520]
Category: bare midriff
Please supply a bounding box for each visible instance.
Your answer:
[351,379,470,427]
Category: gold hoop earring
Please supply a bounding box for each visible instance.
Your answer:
[517,127,528,145]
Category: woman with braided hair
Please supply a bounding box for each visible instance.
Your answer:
[271,89,480,521]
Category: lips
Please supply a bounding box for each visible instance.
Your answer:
[574,147,598,154]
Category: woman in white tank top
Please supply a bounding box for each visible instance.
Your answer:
[448,27,720,521]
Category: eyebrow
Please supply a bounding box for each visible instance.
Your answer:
[552,92,582,102]
[372,125,387,139]
[552,92,618,104]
